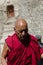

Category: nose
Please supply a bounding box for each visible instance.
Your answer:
[22,31,26,36]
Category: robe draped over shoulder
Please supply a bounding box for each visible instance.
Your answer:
[5,33,43,65]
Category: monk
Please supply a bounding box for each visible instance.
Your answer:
[0,18,43,65]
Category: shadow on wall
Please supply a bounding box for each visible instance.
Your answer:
[35,35,43,48]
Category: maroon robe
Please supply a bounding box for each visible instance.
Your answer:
[5,33,43,65]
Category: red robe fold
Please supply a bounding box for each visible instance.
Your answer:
[5,33,43,65]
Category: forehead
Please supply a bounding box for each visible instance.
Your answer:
[16,23,27,31]
[15,19,28,30]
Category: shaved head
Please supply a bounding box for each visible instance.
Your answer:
[14,18,28,41]
[15,18,28,29]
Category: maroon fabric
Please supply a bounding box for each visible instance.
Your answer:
[5,33,43,65]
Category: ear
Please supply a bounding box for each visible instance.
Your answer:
[14,27,16,31]
[14,27,16,30]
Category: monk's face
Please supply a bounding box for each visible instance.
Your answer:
[14,19,28,41]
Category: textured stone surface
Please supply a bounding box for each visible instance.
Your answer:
[0,0,43,54]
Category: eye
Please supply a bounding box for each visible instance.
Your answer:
[24,29,28,32]
[19,29,28,33]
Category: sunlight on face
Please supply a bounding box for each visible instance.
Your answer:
[15,19,28,41]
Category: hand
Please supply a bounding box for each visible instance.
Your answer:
[0,56,7,65]
[41,53,43,59]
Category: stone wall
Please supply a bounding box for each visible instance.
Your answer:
[0,0,43,55]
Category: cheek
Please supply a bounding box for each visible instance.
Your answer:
[17,33,22,38]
